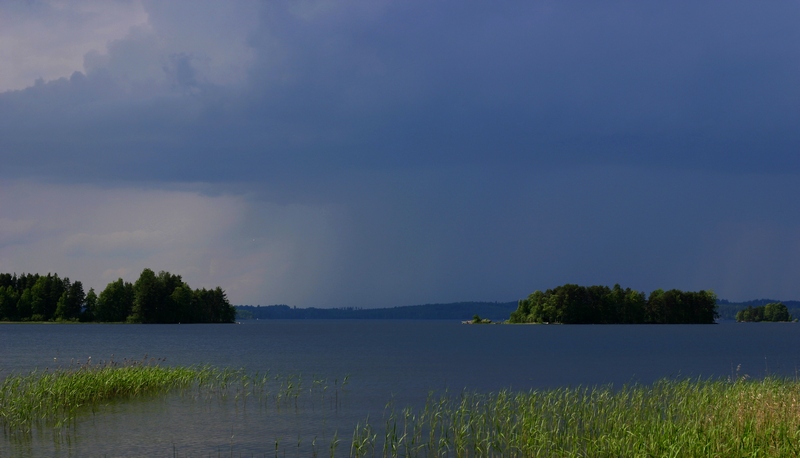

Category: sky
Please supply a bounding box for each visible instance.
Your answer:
[1,0,800,307]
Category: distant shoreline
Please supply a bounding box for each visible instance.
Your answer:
[235,299,800,322]
[235,302,518,321]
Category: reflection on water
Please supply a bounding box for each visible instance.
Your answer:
[1,320,799,456]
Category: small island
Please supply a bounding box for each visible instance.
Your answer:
[463,314,493,324]
[735,302,793,322]
[508,284,718,324]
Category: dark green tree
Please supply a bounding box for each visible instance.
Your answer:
[96,279,135,322]
[692,290,718,324]
[129,269,188,323]
[55,280,85,321]
[16,288,33,320]
[16,273,40,294]
[621,287,647,323]
[82,288,98,322]
[156,270,185,323]
[29,276,49,321]
[0,286,20,321]
[28,274,68,321]
[170,283,194,323]
[764,302,791,322]
[0,273,15,290]
[509,297,532,323]
[736,305,763,322]
[192,287,236,323]
[130,268,159,323]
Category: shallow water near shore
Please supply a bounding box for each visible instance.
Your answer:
[1,320,799,456]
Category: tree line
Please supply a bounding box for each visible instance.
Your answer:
[235,302,519,320]
[735,302,793,322]
[0,269,235,323]
[509,284,718,324]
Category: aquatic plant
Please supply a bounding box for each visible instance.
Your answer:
[353,377,800,457]
[9,358,800,457]
[0,356,346,442]
[0,356,205,435]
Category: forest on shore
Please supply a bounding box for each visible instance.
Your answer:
[509,284,718,324]
[0,269,235,323]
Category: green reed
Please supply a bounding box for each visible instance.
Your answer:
[353,377,800,457]
[13,359,800,457]
[0,357,206,435]
[0,357,344,441]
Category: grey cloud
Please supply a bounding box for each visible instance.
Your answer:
[0,1,148,91]
[267,164,800,306]
[63,230,169,259]
[240,1,800,173]
[3,1,800,187]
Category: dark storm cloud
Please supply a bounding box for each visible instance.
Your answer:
[3,0,800,185]
[243,0,800,174]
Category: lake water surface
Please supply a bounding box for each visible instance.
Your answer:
[1,320,798,456]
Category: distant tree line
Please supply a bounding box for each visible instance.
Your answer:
[735,302,793,322]
[509,284,718,324]
[235,302,519,321]
[0,269,235,323]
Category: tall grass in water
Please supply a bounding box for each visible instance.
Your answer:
[0,357,349,455]
[352,377,800,457]
[10,360,800,457]
[0,357,207,436]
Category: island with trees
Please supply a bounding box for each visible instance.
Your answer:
[716,299,800,320]
[735,302,793,322]
[508,284,718,324]
[0,269,235,323]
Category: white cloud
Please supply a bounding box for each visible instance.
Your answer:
[0,0,148,92]
[0,1,259,93]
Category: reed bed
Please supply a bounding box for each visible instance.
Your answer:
[7,359,800,457]
[0,357,206,435]
[0,356,347,448]
[351,377,800,457]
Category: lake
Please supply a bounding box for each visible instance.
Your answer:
[1,320,798,456]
